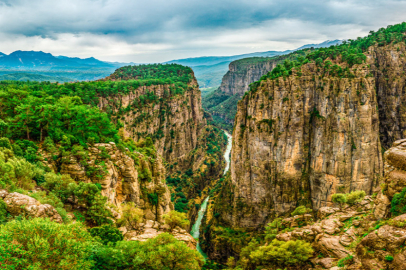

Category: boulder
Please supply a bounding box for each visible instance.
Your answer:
[3,192,62,223]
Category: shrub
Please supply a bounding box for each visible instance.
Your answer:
[163,210,190,230]
[391,187,406,216]
[0,198,8,224]
[385,255,394,262]
[332,190,366,209]
[337,255,354,267]
[89,224,123,245]
[249,239,314,267]
[346,190,366,205]
[332,193,347,209]
[116,202,144,229]
[91,233,204,270]
[0,218,97,269]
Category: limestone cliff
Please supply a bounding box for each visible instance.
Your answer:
[203,52,309,131]
[98,73,206,172]
[211,42,406,231]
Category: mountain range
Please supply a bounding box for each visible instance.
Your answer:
[166,40,342,88]
[0,40,340,84]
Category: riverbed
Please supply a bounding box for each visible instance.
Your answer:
[190,130,232,259]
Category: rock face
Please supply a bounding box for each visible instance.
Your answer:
[219,43,406,230]
[43,142,173,223]
[0,190,63,223]
[97,76,206,171]
[219,58,280,96]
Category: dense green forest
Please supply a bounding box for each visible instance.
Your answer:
[0,64,207,269]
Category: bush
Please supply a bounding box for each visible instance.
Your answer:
[337,255,354,267]
[91,233,204,270]
[332,193,347,208]
[249,239,314,267]
[89,224,123,245]
[332,190,366,208]
[346,190,366,205]
[385,255,394,262]
[0,218,97,269]
[116,202,144,229]
[391,187,406,216]
[163,210,190,230]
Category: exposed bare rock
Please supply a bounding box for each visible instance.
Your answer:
[42,142,173,223]
[3,192,62,223]
[125,224,197,249]
[356,224,406,270]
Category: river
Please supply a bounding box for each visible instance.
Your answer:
[190,130,232,259]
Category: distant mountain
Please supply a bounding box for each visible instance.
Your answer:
[166,40,342,88]
[0,50,133,82]
[0,50,118,70]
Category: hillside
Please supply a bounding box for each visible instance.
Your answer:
[200,22,406,268]
[0,64,226,269]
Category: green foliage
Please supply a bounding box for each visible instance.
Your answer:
[249,239,314,267]
[0,198,8,224]
[391,187,406,216]
[291,205,312,217]
[337,255,354,267]
[0,218,96,270]
[346,190,366,205]
[89,224,123,245]
[163,210,190,230]
[332,190,366,209]
[116,202,144,229]
[0,146,43,190]
[147,192,159,206]
[332,193,347,208]
[385,255,394,262]
[91,233,204,270]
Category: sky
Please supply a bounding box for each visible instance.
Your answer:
[0,0,406,63]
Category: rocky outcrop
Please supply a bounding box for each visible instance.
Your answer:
[219,58,280,96]
[0,190,62,223]
[42,142,173,223]
[218,43,406,230]
[125,220,197,249]
[97,77,206,172]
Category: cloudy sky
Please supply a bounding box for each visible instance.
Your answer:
[0,0,405,63]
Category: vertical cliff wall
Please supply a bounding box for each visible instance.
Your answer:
[214,42,406,231]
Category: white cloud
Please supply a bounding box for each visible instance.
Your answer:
[0,0,405,62]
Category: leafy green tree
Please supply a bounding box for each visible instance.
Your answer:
[249,239,313,268]
[345,190,366,205]
[89,224,123,245]
[92,233,204,270]
[163,210,190,230]
[332,193,347,209]
[0,218,97,270]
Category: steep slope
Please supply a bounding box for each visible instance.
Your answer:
[203,22,406,263]
[98,64,227,225]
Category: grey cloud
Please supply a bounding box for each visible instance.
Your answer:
[0,0,405,62]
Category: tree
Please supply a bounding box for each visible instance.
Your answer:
[92,233,204,270]
[0,218,96,270]
[116,202,144,229]
[249,239,313,268]
[89,224,123,245]
[163,210,190,230]
[332,193,347,209]
[346,190,366,205]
